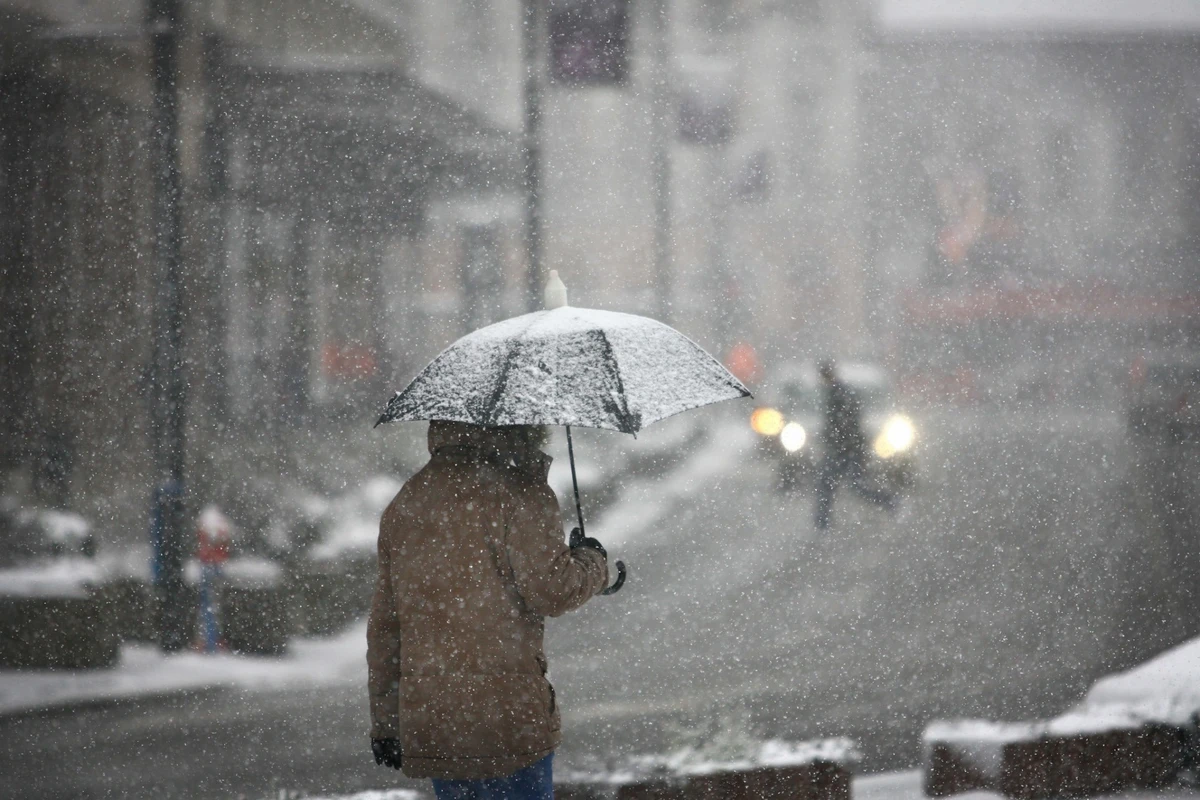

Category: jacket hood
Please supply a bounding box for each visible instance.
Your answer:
[427,420,511,458]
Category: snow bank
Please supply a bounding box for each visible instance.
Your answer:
[1029,633,1200,733]
[0,558,108,599]
[1085,636,1200,724]
[308,476,402,561]
[183,556,283,590]
[662,737,860,776]
[928,632,1200,751]
[560,737,859,786]
[33,509,91,544]
[924,633,1200,798]
[590,419,753,549]
[855,769,981,800]
[280,791,421,800]
[923,720,1035,786]
[0,621,368,716]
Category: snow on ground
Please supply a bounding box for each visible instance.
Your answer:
[0,557,108,599]
[589,417,754,550]
[0,419,730,719]
[1086,635,1200,721]
[927,630,1200,760]
[286,770,1200,800]
[310,477,403,561]
[0,621,368,717]
[278,791,421,800]
[854,770,1200,799]
[919,632,1200,796]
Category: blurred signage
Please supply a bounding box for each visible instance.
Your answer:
[549,0,631,86]
[321,342,377,379]
[930,164,1021,280]
[725,341,763,386]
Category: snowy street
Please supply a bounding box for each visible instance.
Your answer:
[5,0,1200,797]
[1,407,1196,799]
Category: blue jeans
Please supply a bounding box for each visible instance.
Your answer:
[431,753,554,800]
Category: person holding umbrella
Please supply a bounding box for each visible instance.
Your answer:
[367,419,609,798]
[370,272,750,797]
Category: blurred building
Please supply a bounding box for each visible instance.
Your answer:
[713,0,1200,361]
[408,0,1200,370]
[0,0,518,536]
[2,0,1199,539]
[864,1,1200,401]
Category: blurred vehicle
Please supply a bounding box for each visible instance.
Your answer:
[749,362,919,493]
[1128,355,1200,443]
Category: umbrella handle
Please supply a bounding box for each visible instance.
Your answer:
[600,560,626,595]
[565,425,625,596]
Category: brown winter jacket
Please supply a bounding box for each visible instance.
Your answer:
[367,421,609,780]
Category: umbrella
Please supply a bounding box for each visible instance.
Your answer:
[376,272,752,593]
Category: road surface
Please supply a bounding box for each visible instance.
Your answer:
[1,407,1196,799]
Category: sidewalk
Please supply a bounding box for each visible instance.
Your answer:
[283,771,1200,800]
[0,620,367,717]
[855,770,1200,799]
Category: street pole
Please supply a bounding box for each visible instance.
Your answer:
[522,0,544,311]
[650,0,673,323]
[825,1,866,357]
[147,0,190,652]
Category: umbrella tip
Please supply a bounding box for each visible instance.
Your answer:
[544,270,568,310]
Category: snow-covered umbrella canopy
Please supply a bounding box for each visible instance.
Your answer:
[376,306,750,434]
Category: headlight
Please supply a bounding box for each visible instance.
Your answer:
[874,415,916,459]
[780,422,807,452]
[750,407,785,437]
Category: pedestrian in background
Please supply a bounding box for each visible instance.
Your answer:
[367,421,609,800]
[194,505,232,652]
[814,359,897,530]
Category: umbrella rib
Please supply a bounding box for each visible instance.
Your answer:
[483,336,523,427]
[594,329,639,434]
[478,312,542,426]
[376,357,443,425]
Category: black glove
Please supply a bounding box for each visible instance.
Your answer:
[569,527,607,559]
[372,738,403,770]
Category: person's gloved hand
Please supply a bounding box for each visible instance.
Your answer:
[569,527,607,559]
[372,738,403,770]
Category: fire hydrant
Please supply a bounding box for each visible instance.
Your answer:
[195,505,232,653]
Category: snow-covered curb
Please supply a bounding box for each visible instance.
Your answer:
[266,769,1200,800]
[0,621,368,717]
[645,737,859,777]
[556,738,859,786]
[856,769,1200,800]
[1086,635,1200,724]
[281,792,422,800]
[307,477,402,562]
[0,558,109,599]
[183,556,284,590]
[923,633,1200,797]
[926,632,1200,754]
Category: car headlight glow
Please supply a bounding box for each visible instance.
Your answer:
[780,422,807,453]
[750,407,785,437]
[874,415,916,459]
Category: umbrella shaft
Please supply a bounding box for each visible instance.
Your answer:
[566,425,585,537]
